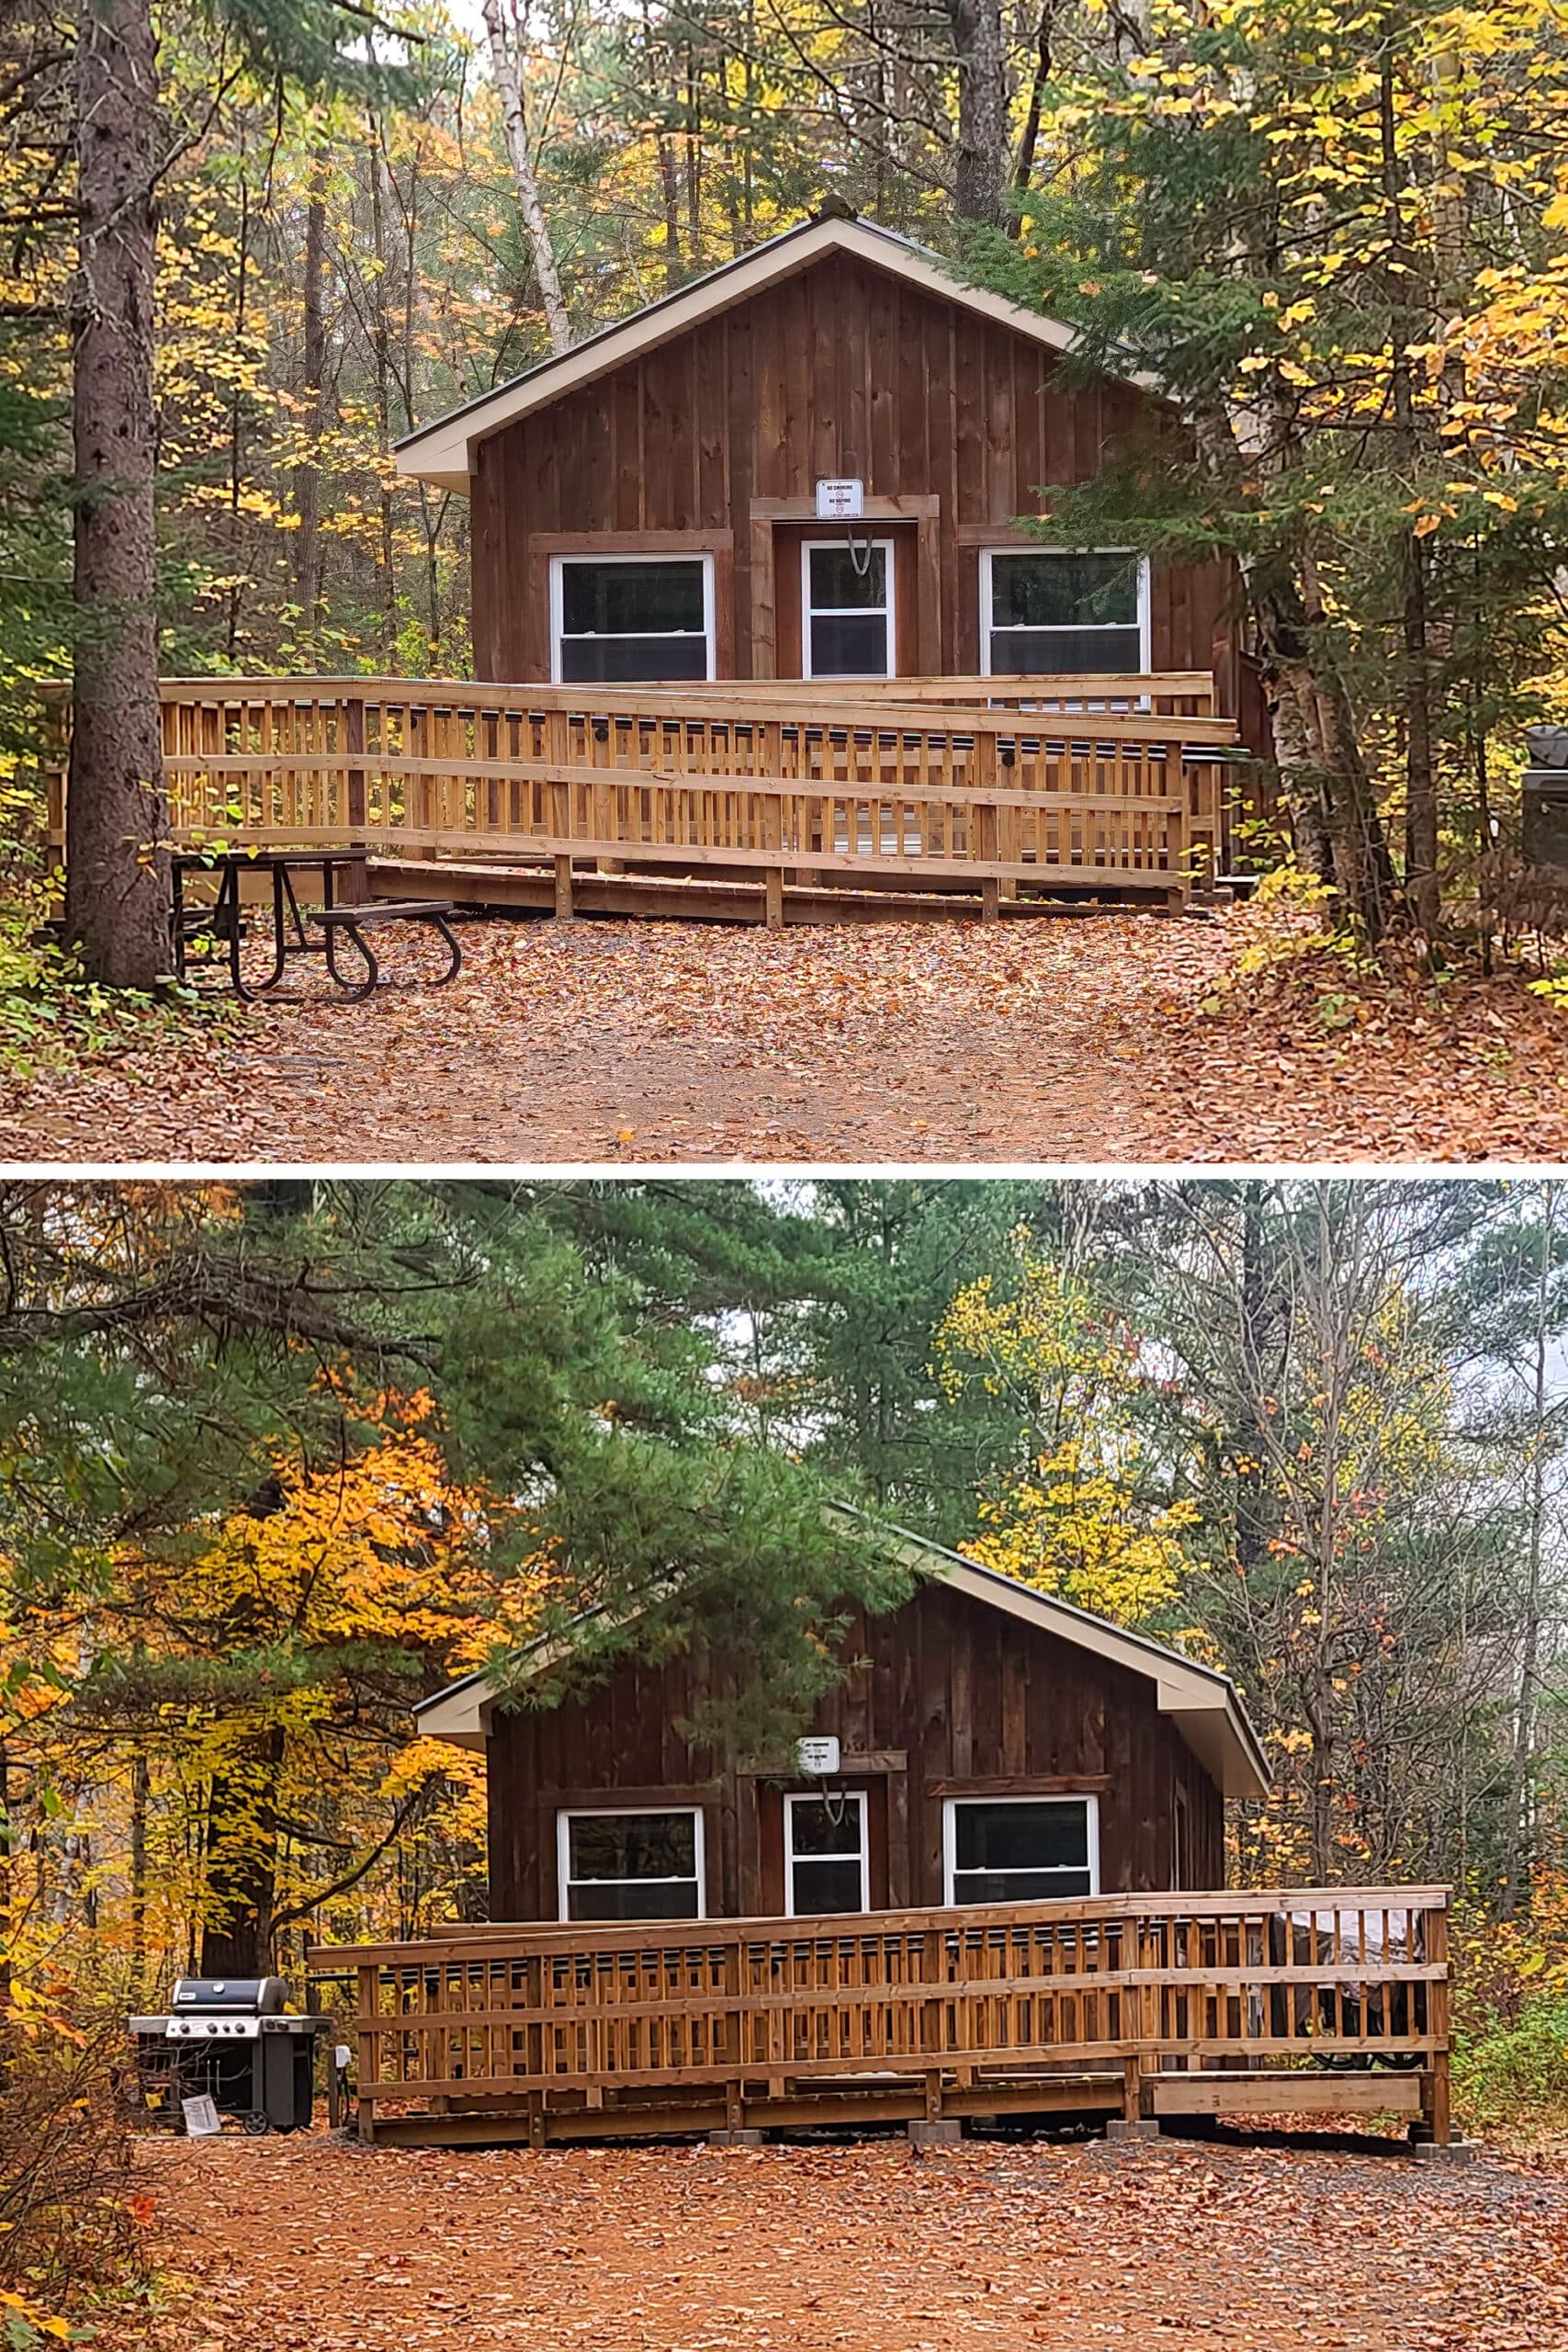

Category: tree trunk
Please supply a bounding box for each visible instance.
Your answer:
[199,1721,286,1978]
[1010,0,1058,214]
[1503,1182,1554,1917]
[943,0,1008,226]
[130,1748,150,1994]
[482,0,570,353]
[366,129,401,670]
[292,159,328,659]
[1252,557,1396,938]
[1380,47,1439,937]
[64,0,170,989]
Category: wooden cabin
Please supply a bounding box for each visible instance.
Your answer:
[330,1535,1456,2153]
[415,1524,1269,1926]
[395,214,1262,745]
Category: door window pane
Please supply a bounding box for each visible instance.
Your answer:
[555,558,711,684]
[985,551,1145,676]
[786,1792,867,1916]
[946,1798,1095,1905]
[809,614,889,676]
[560,1809,703,1921]
[808,544,886,610]
[803,540,892,677]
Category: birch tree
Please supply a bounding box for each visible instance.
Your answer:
[482,0,570,353]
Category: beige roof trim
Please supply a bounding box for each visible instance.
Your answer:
[414,1517,1270,1801]
[396,216,1155,494]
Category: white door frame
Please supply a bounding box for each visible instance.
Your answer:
[800,537,897,680]
[784,1788,871,1916]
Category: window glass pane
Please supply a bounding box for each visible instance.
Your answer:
[789,1798,863,1859]
[569,1877,703,1923]
[809,614,888,676]
[953,1868,1094,1905]
[568,1811,696,1883]
[560,635,711,684]
[990,626,1144,677]
[792,1857,864,1915]
[808,545,886,610]
[990,553,1137,629]
[953,1801,1089,1873]
[561,560,705,637]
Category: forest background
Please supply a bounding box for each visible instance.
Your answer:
[6,0,1568,985]
[4,1173,1568,2332]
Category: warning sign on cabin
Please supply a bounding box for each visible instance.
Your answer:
[815,478,864,520]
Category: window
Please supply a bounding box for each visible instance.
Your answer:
[942,1794,1099,1905]
[784,1791,869,1917]
[802,539,896,678]
[556,1807,705,1922]
[550,555,715,684]
[980,550,1149,677]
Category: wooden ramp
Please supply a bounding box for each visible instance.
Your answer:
[129,673,1246,925]
[365,856,1169,926]
[307,1885,1452,2152]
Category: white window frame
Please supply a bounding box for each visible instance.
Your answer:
[800,537,897,680]
[548,550,716,685]
[978,548,1151,679]
[555,1803,706,1923]
[941,1792,1101,1905]
[784,1789,871,1917]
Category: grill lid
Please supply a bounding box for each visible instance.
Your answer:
[171,1976,288,2014]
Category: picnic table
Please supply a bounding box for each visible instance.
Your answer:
[171,849,461,1001]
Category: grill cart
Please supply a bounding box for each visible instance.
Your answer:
[130,1977,333,2134]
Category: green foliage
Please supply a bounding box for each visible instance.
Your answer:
[1454,1995,1568,2137]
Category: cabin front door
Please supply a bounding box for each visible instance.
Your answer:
[772,523,919,681]
[758,1779,888,1916]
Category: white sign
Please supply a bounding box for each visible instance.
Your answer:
[815,478,864,521]
[181,2094,222,2138]
[333,2044,353,2074]
[795,1735,841,1776]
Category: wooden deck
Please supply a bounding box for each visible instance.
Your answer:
[307,1885,1452,2150]
[45,673,1245,924]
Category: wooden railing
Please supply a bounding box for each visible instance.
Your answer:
[309,1886,1451,2148]
[721,672,1219,717]
[141,675,1241,913]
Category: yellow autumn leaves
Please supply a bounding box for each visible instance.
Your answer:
[932,1234,1199,1630]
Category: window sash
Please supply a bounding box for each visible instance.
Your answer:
[801,538,896,679]
[784,1790,870,1916]
[556,1805,705,1922]
[549,555,715,684]
[979,549,1150,679]
[942,1794,1100,1906]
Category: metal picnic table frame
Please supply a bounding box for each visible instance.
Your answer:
[170,849,460,1001]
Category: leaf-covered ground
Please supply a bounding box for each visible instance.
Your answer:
[4,907,1567,1165]
[117,2130,1568,2352]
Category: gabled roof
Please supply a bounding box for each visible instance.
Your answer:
[414,1507,1270,1801]
[396,214,1153,495]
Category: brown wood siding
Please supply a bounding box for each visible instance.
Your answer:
[468,251,1252,733]
[483,1576,1225,1921]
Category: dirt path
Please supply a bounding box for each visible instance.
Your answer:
[121,2130,1566,2352]
[5,910,1567,1165]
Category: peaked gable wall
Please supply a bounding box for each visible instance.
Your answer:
[484,1573,1225,1920]
[469,249,1244,704]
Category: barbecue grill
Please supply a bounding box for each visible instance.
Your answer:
[129,1977,333,2134]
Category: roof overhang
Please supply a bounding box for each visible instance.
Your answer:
[414,1510,1270,1801]
[396,216,1156,495]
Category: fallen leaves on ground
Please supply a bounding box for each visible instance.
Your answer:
[1,907,1565,1165]
[107,2129,1568,2352]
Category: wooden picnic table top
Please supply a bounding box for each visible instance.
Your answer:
[172,846,367,872]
